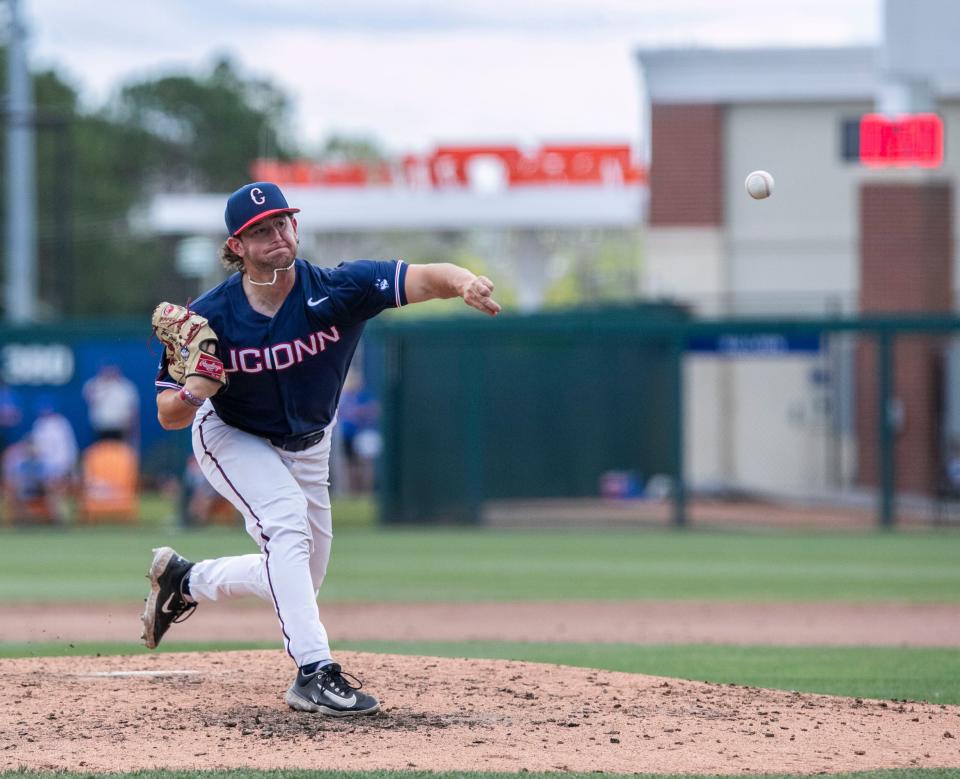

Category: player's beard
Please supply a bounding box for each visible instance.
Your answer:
[262,243,295,265]
[246,245,297,286]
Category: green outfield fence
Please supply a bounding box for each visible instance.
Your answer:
[369,308,960,529]
[3,310,960,530]
[370,303,686,524]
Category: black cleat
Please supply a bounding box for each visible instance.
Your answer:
[285,663,380,716]
[140,546,196,649]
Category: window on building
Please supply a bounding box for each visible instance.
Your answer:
[841,119,861,162]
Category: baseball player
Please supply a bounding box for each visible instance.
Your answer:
[142,181,500,716]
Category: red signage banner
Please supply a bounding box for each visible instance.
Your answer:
[251,144,646,189]
[859,113,944,168]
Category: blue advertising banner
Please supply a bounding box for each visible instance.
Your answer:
[0,330,190,481]
[687,333,821,355]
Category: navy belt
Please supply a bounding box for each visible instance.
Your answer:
[268,429,325,452]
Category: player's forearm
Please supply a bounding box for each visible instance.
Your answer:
[406,263,476,302]
[405,262,501,316]
[156,378,219,429]
[157,390,198,430]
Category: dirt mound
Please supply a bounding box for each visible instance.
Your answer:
[3,650,959,774]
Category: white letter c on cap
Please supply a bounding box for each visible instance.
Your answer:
[250,187,265,205]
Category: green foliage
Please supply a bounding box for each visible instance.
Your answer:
[0,52,304,317]
[65,115,173,314]
[541,229,643,308]
[318,134,388,163]
[33,67,79,113]
[1,49,647,320]
[112,57,297,191]
[382,242,520,319]
[1,55,167,315]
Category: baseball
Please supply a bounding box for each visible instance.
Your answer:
[745,170,774,199]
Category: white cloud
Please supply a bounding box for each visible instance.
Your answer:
[262,30,643,152]
[19,0,879,151]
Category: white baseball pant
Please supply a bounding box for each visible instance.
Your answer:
[186,404,335,667]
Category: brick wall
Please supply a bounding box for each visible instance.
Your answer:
[648,104,724,226]
[857,182,953,494]
[857,335,946,494]
[860,184,953,313]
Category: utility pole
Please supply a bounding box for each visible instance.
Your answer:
[4,0,38,322]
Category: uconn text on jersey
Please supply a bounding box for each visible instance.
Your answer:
[223,326,341,374]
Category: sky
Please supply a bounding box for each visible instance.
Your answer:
[16,0,879,156]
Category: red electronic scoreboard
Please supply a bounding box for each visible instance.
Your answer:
[859,113,944,168]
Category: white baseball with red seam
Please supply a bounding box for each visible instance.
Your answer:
[745,170,774,199]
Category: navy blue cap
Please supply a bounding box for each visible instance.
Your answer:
[225,182,300,236]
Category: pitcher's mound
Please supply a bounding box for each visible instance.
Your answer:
[2,650,958,775]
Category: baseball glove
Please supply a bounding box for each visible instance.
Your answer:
[151,302,227,387]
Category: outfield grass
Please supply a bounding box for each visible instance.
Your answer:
[339,641,960,705]
[3,641,958,705]
[125,492,377,530]
[2,519,959,779]
[0,524,958,603]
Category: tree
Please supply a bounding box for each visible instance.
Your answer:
[29,66,177,315]
[0,53,303,316]
[112,57,298,191]
[317,134,387,164]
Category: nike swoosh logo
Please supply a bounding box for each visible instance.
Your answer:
[321,689,357,708]
[160,592,178,614]
[307,296,329,306]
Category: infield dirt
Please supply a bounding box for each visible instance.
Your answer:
[3,649,960,774]
[3,599,960,774]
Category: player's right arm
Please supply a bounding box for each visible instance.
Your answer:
[404,263,501,316]
[156,377,222,430]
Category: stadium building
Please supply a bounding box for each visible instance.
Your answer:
[635,0,960,505]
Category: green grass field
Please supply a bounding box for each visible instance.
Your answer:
[1,517,959,779]
[1,523,958,603]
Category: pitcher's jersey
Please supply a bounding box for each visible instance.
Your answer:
[155,258,407,439]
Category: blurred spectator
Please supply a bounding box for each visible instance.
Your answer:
[79,439,139,523]
[3,436,48,520]
[179,453,236,527]
[943,439,960,488]
[182,453,217,527]
[31,398,78,523]
[0,380,22,453]
[82,364,140,446]
[337,369,382,494]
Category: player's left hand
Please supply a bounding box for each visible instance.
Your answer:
[461,275,501,316]
[152,302,228,388]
